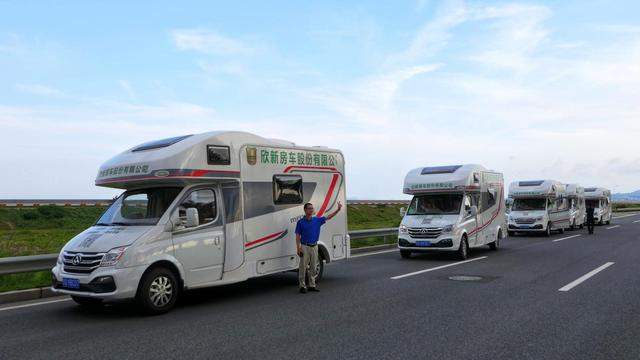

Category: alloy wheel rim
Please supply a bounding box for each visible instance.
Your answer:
[149,275,173,307]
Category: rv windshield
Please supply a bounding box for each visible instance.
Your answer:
[586,199,600,208]
[407,194,463,215]
[512,198,546,211]
[96,187,183,226]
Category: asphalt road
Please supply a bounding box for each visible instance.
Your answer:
[1,213,640,360]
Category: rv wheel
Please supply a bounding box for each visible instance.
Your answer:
[508,231,515,237]
[71,296,103,308]
[606,219,611,225]
[400,250,412,259]
[457,237,469,260]
[489,231,501,251]
[570,220,575,231]
[545,224,551,237]
[558,227,565,234]
[137,267,179,315]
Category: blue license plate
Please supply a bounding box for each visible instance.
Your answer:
[520,225,531,229]
[62,278,80,289]
[416,240,431,247]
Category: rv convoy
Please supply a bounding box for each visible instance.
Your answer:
[50,131,613,314]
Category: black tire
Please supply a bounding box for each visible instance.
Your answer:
[136,267,179,315]
[579,222,584,229]
[545,223,552,237]
[570,219,575,231]
[400,249,412,259]
[558,227,565,234]
[71,296,103,308]
[457,236,469,260]
[508,231,515,237]
[489,231,501,251]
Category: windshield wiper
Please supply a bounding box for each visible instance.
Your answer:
[95,222,110,226]
[110,222,131,226]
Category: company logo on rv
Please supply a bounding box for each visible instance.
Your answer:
[257,147,338,167]
[98,164,150,178]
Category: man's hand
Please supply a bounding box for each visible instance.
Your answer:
[326,201,343,221]
[337,201,343,211]
[297,245,303,257]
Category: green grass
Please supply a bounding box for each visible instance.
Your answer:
[0,204,404,292]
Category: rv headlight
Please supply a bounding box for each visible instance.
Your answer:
[399,225,408,234]
[57,252,64,265]
[442,224,454,233]
[100,246,128,267]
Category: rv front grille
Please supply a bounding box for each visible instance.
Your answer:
[62,252,105,274]
[515,218,536,224]
[408,227,443,239]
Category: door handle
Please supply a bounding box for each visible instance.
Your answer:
[214,236,220,246]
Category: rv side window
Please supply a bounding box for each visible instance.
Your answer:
[207,145,231,165]
[178,189,217,225]
[480,190,496,211]
[273,175,303,204]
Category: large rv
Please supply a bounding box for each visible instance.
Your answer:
[398,164,506,260]
[584,187,612,225]
[565,184,586,230]
[508,180,571,236]
[51,131,348,314]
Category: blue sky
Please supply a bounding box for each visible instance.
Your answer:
[1,1,640,198]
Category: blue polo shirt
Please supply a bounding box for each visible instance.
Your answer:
[295,216,327,245]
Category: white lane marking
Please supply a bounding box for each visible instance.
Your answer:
[0,298,71,312]
[552,234,582,243]
[606,225,621,229]
[633,219,640,223]
[391,256,488,280]
[350,249,397,258]
[558,262,615,292]
[613,213,639,219]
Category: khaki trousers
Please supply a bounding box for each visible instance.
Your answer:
[298,244,318,289]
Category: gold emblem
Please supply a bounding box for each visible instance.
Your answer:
[247,147,257,165]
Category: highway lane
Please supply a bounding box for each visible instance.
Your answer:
[0,213,639,360]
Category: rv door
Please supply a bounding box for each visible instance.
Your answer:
[463,194,478,246]
[171,187,225,286]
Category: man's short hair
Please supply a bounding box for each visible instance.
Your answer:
[304,203,313,210]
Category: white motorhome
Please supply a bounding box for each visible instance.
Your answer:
[584,187,612,225]
[565,184,586,230]
[51,131,348,314]
[398,164,506,260]
[508,180,571,236]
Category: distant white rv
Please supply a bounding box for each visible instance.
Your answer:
[565,184,586,230]
[584,187,612,225]
[51,131,348,314]
[398,164,506,260]
[507,180,571,236]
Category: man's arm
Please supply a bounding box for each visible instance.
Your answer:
[325,202,343,221]
[296,233,302,256]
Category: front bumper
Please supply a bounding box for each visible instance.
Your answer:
[51,263,147,301]
[397,235,456,251]
[508,223,545,232]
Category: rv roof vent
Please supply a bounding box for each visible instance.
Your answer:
[584,187,597,192]
[267,138,296,146]
[420,165,462,175]
[519,180,544,187]
[132,135,192,152]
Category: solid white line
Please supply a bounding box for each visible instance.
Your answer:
[350,249,397,258]
[552,234,582,243]
[606,225,621,229]
[613,213,639,219]
[391,256,488,280]
[633,219,640,223]
[558,262,615,292]
[0,297,71,312]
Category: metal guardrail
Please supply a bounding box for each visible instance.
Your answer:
[0,228,399,276]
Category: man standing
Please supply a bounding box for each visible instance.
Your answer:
[296,202,342,293]
[586,203,595,235]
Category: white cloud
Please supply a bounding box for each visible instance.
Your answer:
[15,83,66,97]
[118,80,137,100]
[170,28,253,55]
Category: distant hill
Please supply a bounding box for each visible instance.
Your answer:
[612,190,640,202]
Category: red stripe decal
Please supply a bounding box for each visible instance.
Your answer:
[469,186,503,236]
[245,231,285,248]
[316,173,339,217]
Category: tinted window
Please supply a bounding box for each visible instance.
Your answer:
[519,180,544,187]
[96,187,182,226]
[421,165,462,175]
[480,189,497,211]
[273,175,303,204]
[512,198,546,211]
[407,194,462,215]
[207,145,231,165]
[131,135,192,152]
[179,189,217,225]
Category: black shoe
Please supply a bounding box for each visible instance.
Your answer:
[299,287,307,294]
[308,287,319,292]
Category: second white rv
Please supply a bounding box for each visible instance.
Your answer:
[565,184,586,230]
[508,180,571,236]
[584,187,612,225]
[398,164,506,260]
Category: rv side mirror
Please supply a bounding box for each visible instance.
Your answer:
[399,207,406,217]
[469,206,478,216]
[185,208,200,228]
